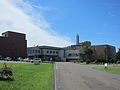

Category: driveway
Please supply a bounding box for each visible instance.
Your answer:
[55,62,120,90]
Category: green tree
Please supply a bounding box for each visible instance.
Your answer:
[80,41,91,47]
[80,46,96,63]
[116,49,120,61]
[85,47,93,61]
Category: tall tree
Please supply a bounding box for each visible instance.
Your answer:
[116,49,120,61]
[81,46,95,62]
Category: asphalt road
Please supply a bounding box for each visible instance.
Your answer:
[55,62,120,90]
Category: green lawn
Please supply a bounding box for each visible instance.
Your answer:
[0,63,53,90]
[94,66,120,75]
[75,62,101,65]
[75,62,87,65]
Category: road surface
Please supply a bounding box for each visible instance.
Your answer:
[55,62,120,90]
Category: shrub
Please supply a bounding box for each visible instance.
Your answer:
[0,63,13,81]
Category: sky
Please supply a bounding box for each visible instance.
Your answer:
[0,0,120,50]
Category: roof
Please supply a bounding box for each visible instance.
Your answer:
[91,44,115,47]
[28,45,64,50]
[2,31,25,35]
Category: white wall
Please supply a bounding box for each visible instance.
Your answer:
[42,49,59,56]
[65,50,80,60]
[27,47,41,56]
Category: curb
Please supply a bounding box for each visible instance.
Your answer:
[54,62,57,90]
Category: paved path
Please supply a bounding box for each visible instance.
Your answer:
[0,61,30,63]
[55,62,120,90]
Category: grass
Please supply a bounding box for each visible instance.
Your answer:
[0,63,53,90]
[94,66,120,75]
[75,62,87,65]
[75,61,102,65]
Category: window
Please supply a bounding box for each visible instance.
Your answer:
[33,50,34,53]
[50,51,52,53]
[53,51,55,54]
[68,54,71,57]
[47,51,49,53]
[76,54,78,56]
[35,50,37,53]
[38,50,40,53]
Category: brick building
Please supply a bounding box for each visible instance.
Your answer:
[0,31,27,58]
[91,45,116,61]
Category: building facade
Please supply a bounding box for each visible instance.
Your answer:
[91,45,116,61]
[0,31,27,58]
[27,46,66,61]
[27,34,116,62]
[64,45,85,61]
[65,50,80,61]
[27,45,85,62]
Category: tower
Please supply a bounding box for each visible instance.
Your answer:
[76,34,79,45]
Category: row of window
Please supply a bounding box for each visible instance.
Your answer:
[28,49,59,54]
[28,49,40,54]
[46,50,58,54]
[67,53,79,57]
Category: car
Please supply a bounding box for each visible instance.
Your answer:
[0,56,5,60]
[117,61,120,64]
[31,58,42,63]
[23,58,30,62]
[18,57,23,61]
[5,57,12,61]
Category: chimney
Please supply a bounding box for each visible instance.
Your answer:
[76,34,79,45]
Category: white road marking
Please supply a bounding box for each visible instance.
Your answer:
[55,62,57,90]
[56,63,58,69]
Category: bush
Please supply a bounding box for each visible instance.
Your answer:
[0,63,13,81]
[86,60,91,64]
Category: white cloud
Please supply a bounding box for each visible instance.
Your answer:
[33,5,59,11]
[0,0,73,47]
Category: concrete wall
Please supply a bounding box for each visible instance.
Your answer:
[42,49,59,56]
[65,50,80,60]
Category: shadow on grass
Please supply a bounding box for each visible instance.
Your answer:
[0,77,14,81]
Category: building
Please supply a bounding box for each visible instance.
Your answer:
[0,31,27,58]
[27,34,116,62]
[27,46,66,61]
[65,49,80,61]
[91,45,116,61]
[64,45,85,61]
[27,45,85,62]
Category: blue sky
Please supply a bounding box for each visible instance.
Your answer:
[24,0,120,48]
[0,0,120,50]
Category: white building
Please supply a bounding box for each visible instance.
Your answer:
[65,50,80,61]
[27,46,66,61]
[27,35,85,62]
[27,45,85,62]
